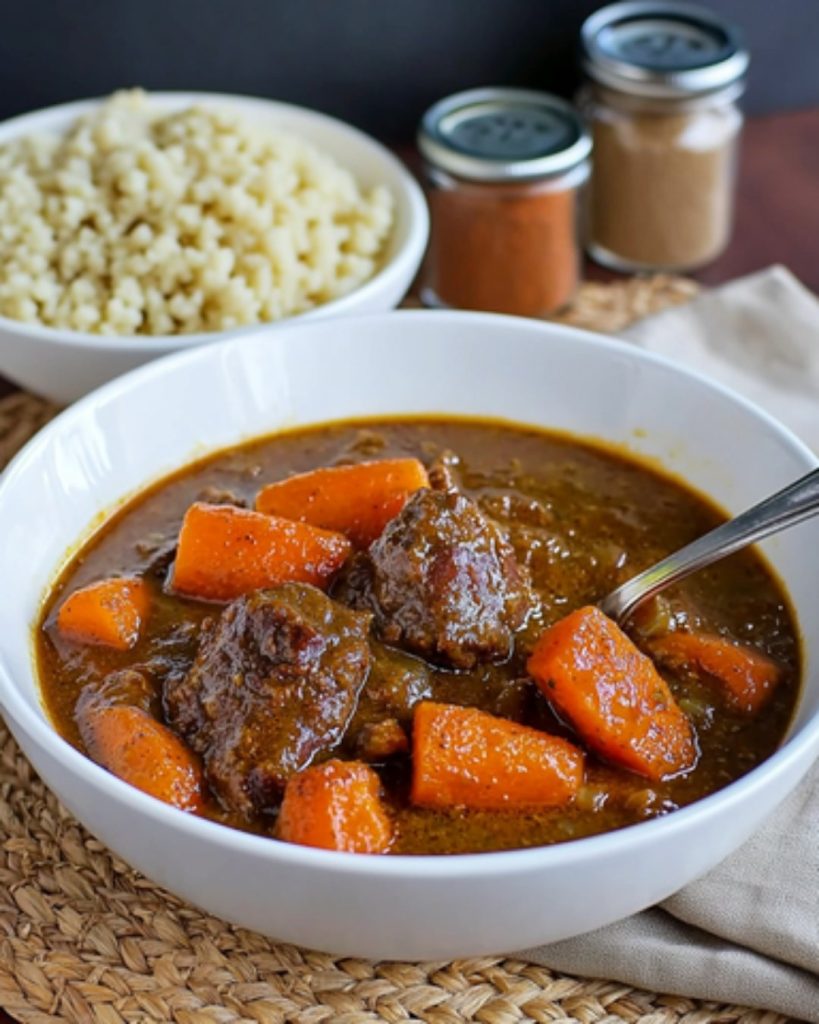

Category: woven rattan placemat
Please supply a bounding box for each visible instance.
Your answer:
[0,276,788,1024]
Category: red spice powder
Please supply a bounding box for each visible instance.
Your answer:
[424,180,581,317]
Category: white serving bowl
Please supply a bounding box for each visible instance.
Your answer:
[0,311,817,960]
[0,93,428,404]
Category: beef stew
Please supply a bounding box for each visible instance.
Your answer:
[36,418,801,855]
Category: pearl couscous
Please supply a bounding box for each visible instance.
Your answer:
[0,90,394,336]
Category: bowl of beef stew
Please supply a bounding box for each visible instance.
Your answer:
[0,310,817,958]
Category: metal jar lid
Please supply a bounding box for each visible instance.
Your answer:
[581,2,749,99]
[418,87,591,183]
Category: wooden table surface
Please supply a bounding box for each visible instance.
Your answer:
[699,109,819,290]
[0,108,816,1024]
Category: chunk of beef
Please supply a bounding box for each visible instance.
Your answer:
[164,583,372,819]
[338,488,534,669]
[355,718,409,761]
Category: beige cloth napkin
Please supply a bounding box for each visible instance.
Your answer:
[523,266,819,1021]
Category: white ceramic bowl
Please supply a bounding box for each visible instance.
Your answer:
[0,93,428,404]
[0,311,817,960]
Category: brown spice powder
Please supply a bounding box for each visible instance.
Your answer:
[425,180,580,317]
[588,103,742,270]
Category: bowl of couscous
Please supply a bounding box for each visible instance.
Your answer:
[0,90,428,402]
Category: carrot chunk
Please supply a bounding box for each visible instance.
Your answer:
[527,606,697,781]
[170,502,351,602]
[650,632,781,715]
[78,703,204,812]
[56,577,150,651]
[277,759,393,853]
[255,458,429,547]
[410,701,584,811]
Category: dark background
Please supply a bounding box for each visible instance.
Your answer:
[1,1,817,141]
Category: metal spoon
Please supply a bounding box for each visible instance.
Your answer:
[599,466,819,625]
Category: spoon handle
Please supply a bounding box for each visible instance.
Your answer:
[599,466,819,624]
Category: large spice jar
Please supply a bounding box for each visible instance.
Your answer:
[418,88,591,317]
[580,1,749,272]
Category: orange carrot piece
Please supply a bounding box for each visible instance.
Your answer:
[78,704,204,812]
[277,760,393,853]
[650,632,781,715]
[527,606,697,781]
[170,502,351,602]
[255,458,429,547]
[410,702,584,811]
[56,577,150,651]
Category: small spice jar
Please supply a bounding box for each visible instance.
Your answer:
[580,1,749,272]
[418,88,591,317]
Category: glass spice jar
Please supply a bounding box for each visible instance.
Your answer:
[579,1,749,272]
[418,88,591,317]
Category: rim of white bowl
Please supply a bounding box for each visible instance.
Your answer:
[1,308,818,879]
[0,91,429,351]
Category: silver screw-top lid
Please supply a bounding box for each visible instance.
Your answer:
[418,87,591,183]
[581,1,749,99]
